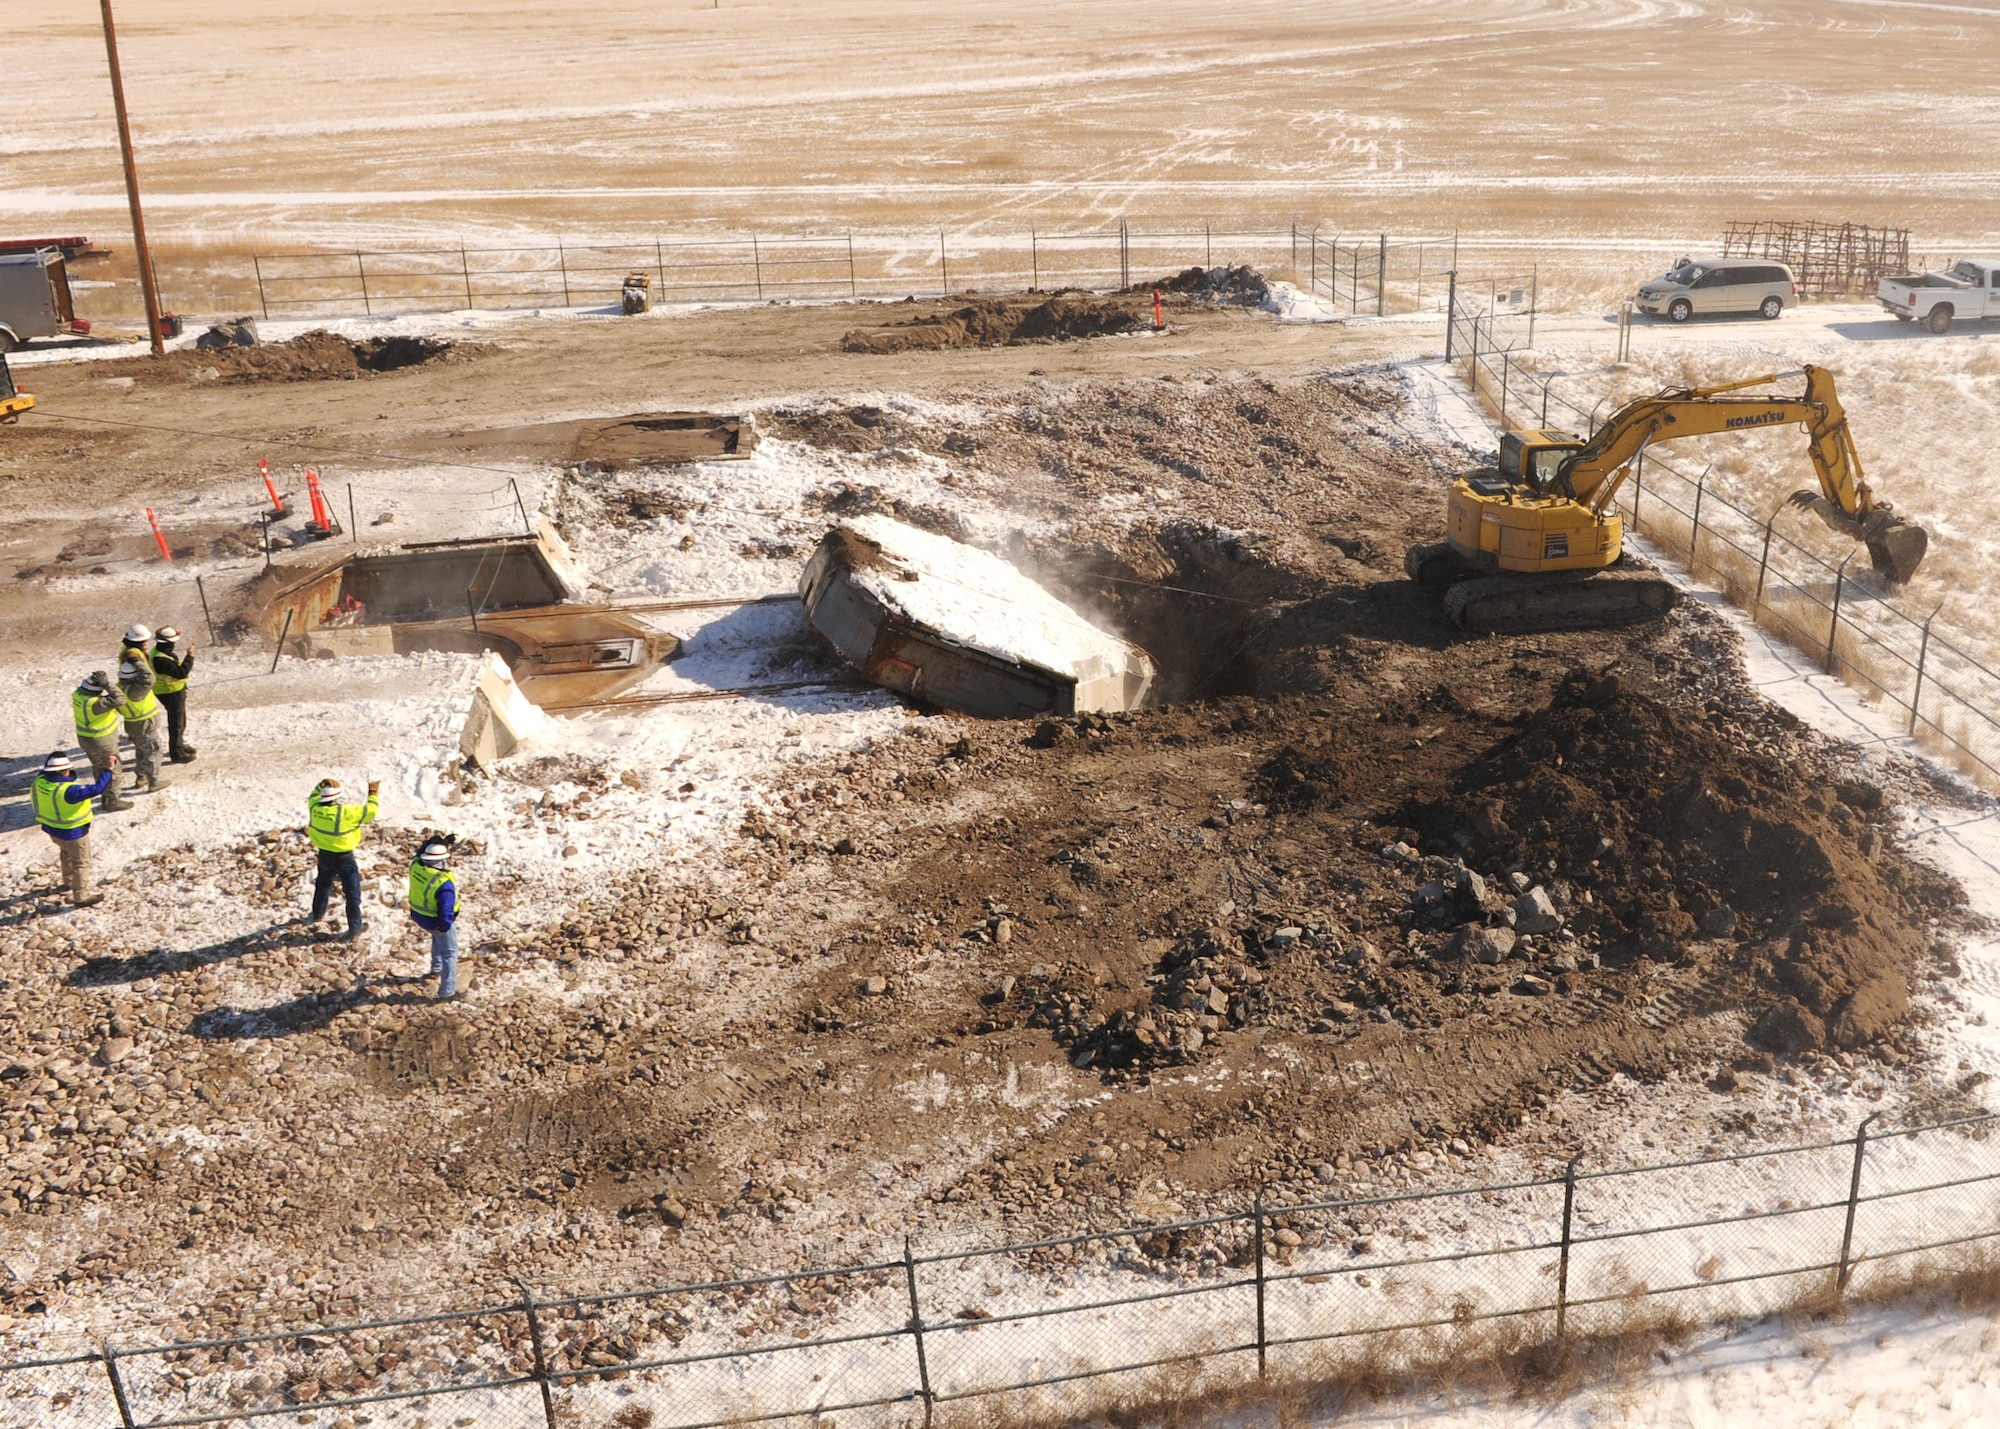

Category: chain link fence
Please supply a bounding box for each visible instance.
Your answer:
[1445,292,2000,794]
[1298,233,1462,317]
[240,225,1332,321]
[2,1113,1993,1428]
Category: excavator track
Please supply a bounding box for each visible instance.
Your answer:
[1443,566,1678,634]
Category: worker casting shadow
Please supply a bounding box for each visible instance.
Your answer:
[67,924,333,988]
[188,982,432,1041]
[0,751,54,833]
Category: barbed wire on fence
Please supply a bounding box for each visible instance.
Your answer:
[4,1111,1994,1429]
[1442,294,2000,794]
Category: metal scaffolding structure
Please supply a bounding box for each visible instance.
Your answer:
[1721,219,1912,296]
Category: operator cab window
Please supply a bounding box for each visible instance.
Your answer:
[1525,446,1571,492]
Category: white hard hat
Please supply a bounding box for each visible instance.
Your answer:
[118,659,144,681]
[83,670,110,692]
[315,777,342,798]
[42,751,73,775]
[125,624,152,644]
[418,840,451,867]
[157,626,181,642]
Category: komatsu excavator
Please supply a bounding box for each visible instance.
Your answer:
[0,354,30,423]
[1404,365,1928,632]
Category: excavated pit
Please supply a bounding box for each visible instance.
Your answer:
[243,527,678,708]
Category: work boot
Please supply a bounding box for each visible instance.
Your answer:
[341,921,369,942]
[71,893,103,908]
[169,751,195,764]
[139,778,170,794]
[101,797,134,813]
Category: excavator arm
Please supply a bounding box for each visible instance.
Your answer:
[1551,365,1926,583]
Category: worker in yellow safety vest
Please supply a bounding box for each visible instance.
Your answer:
[71,671,133,812]
[32,751,117,906]
[150,625,197,763]
[115,658,167,794]
[307,776,378,940]
[408,836,462,1000]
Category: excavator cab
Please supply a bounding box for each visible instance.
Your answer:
[1498,430,1585,495]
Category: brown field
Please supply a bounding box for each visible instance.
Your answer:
[11,0,2000,266]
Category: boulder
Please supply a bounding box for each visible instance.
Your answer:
[1512,887,1561,935]
[1748,999,1824,1056]
[1828,974,1909,1049]
[1462,926,1517,964]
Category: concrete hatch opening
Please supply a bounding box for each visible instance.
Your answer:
[800,515,1154,718]
[248,521,680,715]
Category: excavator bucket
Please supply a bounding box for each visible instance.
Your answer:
[1863,513,1928,585]
[1790,491,1929,584]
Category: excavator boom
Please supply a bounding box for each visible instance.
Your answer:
[1556,365,1924,582]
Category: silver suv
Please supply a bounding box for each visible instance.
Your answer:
[1635,258,1799,323]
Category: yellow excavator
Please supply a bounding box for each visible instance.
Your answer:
[1404,365,1928,632]
[0,354,30,423]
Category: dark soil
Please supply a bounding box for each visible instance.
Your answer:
[112,330,472,384]
[841,292,1153,352]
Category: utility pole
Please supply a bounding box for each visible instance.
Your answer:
[100,0,165,356]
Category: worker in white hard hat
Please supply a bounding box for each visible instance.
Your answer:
[306,775,378,940]
[408,835,462,1000]
[149,625,197,763]
[115,657,167,794]
[70,671,132,812]
[117,624,156,696]
[31,751,117,907]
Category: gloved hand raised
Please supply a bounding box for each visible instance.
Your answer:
[368,779,381,797]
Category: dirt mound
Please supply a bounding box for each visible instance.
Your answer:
[1402,667,1951,1052]
[1145,263,1271,305]
[121,330,469,384]
[841,293,1149,353]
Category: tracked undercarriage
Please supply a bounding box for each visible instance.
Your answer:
[1405,541,1678,633]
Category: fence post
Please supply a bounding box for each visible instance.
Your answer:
[557,239,571,306]
[1416,243,1424,308]
[517,1279,561,1429]
[1500,353,1510,429]
[1030,226,1039,291]
[1555,1151,1583,1339]
[1689,465,1712,573]
[269,608,292,674]
[656,236,667,294]
[1753,504,1783,610]
[1291,219,1297,268]
[1836,1113,1881,1293]
[102,1345,138,1429]
[1252,1194,1268,1378]
[1826,550,1857,674]
[752,234,763,300]
[847,234,857,298]
[348,483,358,545]
[511,478,532,536]
[1540,375,1550,427]
[1376,233,1387,316]
[1910,604,1942,735]
[1120,222,1130,290]
[461,244,474,309]
[1631,448,1644,531]
[1205,221,1212,269]
[195,574,217,645]
[355,251,371,316]
[1528,264,1538,347]
[903,1238,935,1427]
[1309,230,1317,294]
[1443,270,1456,360]
[939,229,948,296]
[251,249,269,321]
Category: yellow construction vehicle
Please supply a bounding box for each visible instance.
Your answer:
[1404,365,1927,632]
[0,354,29,423]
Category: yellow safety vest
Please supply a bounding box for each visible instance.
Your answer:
[119,685,160,723]
[307,794,377,853]
[151,649,188,695]
[408,862,456,918]
[31,775,91,834]
[72,687,118,739]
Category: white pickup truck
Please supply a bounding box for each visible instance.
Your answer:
[1878,259,2000,333]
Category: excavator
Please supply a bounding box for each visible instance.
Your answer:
[0,354,29,423]
[1404,365,1929,632]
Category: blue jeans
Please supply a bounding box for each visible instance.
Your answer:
[311,851,362,930]
[429,923,460,999]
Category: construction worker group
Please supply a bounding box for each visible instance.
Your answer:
[32,624,464,1001]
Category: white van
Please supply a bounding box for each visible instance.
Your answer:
[1634,258,1799,323]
